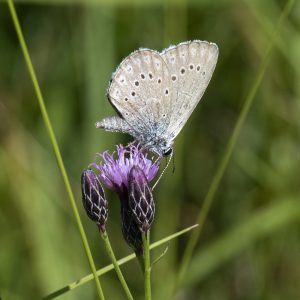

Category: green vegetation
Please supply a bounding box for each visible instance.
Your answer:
[0,0,299,299]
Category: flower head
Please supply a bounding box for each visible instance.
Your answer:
[91,143,160,254]
[128,166,155,233]
[92,144,160,196]
[81,169,108,232]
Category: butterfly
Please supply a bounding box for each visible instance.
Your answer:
[96,40,218,156]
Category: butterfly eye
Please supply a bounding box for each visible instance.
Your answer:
[163,148,173,156]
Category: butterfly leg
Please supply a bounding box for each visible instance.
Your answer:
[152,151,173,190]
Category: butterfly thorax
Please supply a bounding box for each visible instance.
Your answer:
[141,136,173,157]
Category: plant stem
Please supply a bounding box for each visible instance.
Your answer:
[100,231,134,300]
[42,224,198,300]
[142,232,151,300]
[6,1,105,299]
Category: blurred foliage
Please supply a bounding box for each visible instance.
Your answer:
[0,0,300,299]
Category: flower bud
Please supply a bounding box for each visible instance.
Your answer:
[81,169,108,232]
[128,166,155,233]
[121,202,143,255]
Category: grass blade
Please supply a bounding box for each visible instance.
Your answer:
[42,224,198,299]
[183,198,300,286]
[176,0,295,290]
[6,1,105,298]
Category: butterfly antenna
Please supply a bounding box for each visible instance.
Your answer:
[152,151,173,190]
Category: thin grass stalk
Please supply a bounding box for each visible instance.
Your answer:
[6,1,105,299]
[183,198,300,286]
[100,232,134,300]
[42,224,198,300]
[175,0,295,293]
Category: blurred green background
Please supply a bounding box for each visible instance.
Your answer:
[0,0,300,299]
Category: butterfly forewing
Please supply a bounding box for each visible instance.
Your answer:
[108,49,172,143]
[161,41,218,140]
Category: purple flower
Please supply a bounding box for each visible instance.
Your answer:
[92,144,160,196]
[92,143,160,254]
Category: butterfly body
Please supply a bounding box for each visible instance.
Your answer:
[96,40,219,156]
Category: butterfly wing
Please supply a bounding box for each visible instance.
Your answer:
[161,41,218,141]
[107,49,172,144]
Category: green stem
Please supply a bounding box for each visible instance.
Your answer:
[142,232,151,300]
[6,1,105,299]
[100,231,134,300]
[175,0,295,294]
[42,224,198,300]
